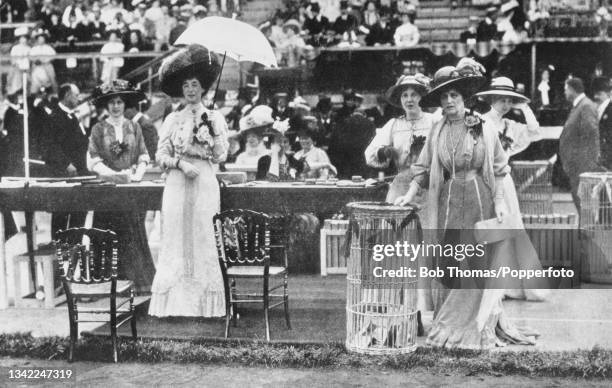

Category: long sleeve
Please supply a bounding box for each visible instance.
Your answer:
[492,131,510,200]
[155,112,179,169]
[507,104,541,156]
[87,124,114,173]
[364,119,393,168]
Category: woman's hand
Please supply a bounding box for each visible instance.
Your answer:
[495,199,508,223]
[179,160,200,179]
[394,184,419,206]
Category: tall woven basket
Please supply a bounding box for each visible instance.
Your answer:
[578,172,612,283]
[345,202,421,355]
[511,160,554,215]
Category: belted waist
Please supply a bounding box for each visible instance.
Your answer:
[180,153,210,161]
[444,169,479,181]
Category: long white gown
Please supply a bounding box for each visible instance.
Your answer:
[149,103,229,317]
[483,104,549,301]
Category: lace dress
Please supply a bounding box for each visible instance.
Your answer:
[149,103,229,317]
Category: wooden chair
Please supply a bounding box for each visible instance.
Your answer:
[54,228,137,363]
[213,210,290,341]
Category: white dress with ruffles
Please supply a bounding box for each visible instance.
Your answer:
[149,103,229,317]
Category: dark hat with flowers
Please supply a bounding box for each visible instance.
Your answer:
[419,57,487,108]
[91,79,146,108]
[159,44,221,98]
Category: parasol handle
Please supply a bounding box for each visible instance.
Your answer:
[211,51,227,110]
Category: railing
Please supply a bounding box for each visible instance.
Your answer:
[0,51,166,96]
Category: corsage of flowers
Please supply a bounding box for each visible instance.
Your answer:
[192,112,216,145]
[410,135,427,154]
[465,110,483,141]
[109,140,128,158]
[498,123,514,151]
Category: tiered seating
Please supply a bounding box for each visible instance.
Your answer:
[416,4,485,43]
[240,0,285,26]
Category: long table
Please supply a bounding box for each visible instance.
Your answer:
[0,181,387,308]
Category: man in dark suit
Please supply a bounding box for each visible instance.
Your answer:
[303,2,329,47]
[559,77,604,211]
[43,83,89,235]
[592,77,612,170]
[365,6,395,46]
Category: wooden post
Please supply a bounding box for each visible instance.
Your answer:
[92,57,98,83]
[0,211,7,309]
[148,66,153,99]
[530,41,537,100]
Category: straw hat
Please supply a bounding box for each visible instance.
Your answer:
[385,74,431,108]
[91,79,146,108]
[500,0,519,14]
[283,19,301,34]
[419,58,487,108]
[158,44,221,98]
[475,76,530,103]
[14,26,29,38]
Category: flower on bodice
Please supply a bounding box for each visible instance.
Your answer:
[499,123,513,151]
[109,140,128,158]
[410,135,427,154]
[465,110,483,140]
[192,112,216,145]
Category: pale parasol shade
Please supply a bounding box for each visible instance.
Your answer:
[174,16,278,68]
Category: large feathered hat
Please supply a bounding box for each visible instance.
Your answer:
[159,44,221,98]
[420,57,487,108]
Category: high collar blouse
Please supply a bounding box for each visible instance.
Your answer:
[156,103,229,168]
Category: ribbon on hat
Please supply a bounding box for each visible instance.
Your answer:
[590,176,612,224]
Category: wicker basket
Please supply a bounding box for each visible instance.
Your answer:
[345,202,421,355]
[578,172,612,283]
[511,160,554,215]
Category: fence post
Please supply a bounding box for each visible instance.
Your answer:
[91,56,98,84]
[148,66,153,99]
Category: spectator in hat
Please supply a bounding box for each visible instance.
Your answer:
[560,77,604,211]
[460,15,479,44]
[38,0,58,27]
[497,0,524,43]
[477,6,499,42]
[393,6,419,47]
[279,19,306,67]
[29,29,58,95]
[272,92,296,121]
[7,27,30,96]
[362,1,380,27]
[61,0,85,27]
[312,94,336,150]
[365,5,394,46]
[130,2,150,35]
[101,0,126,25]
[294,126,336,179]
[333,0,358,36]
[329,107,376,179]
[145,0,163,25]
[592,77,612,169]
[1,0,28,22]
[303,2,330,46]
[335,88,363,122]
[235,106,272,167]
[100,30,125,84]
[168,5,190,45]
[192,4,207,23]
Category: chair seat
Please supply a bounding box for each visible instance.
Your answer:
[71,280,133,296]
[227,266,287,277]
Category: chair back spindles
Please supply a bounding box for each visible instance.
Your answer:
[54,228,119,285]
[213,210,272,268]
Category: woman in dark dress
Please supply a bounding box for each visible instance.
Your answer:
[87,79,155,293]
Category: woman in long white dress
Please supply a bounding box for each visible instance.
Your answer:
[7,27,31,96]
[149,44,229,317]
[29,29,58,94]
[475,77,548,301]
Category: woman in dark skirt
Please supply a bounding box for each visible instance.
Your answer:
[87,79,155,293]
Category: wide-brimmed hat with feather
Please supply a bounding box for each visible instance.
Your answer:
[419,57,487,108]
[159,44,221,98]
[91,79,146,108]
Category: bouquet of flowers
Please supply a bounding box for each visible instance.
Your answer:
[193,112,216,145]
[410,135,427,154]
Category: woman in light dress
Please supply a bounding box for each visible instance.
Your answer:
[100,30,125,85]
[29,29,58,94]
[7,27,31,96]
[149,44,229,317]
[396,58,537,349]
[475,76,548,301]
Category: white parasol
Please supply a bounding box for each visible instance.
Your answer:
[174,16,278,68]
